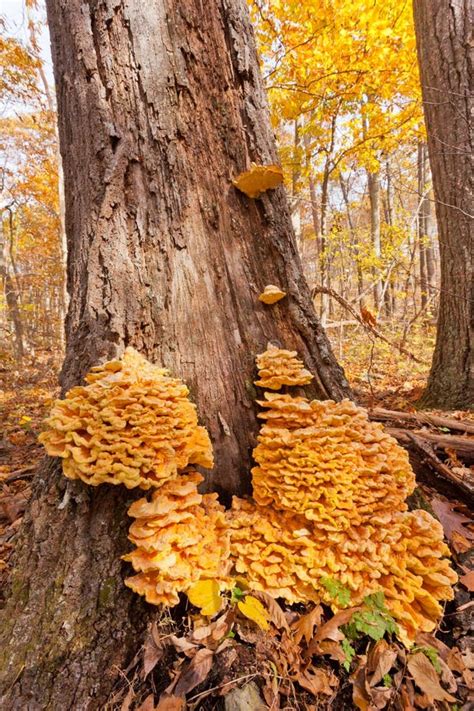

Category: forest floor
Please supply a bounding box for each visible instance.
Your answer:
[1,331,473,710]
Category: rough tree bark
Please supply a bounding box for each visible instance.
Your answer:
[413,0,473,409]
[0,1,350,708]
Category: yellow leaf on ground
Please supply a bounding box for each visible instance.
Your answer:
[187,580,222,617]
[237,595,270,630]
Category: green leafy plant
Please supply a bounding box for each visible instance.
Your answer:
[320,576,351,607]
[341,638,356,671]
[383,673,392,688]
[343,592,398,642]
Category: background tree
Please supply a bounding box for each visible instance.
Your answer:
[0,0,350,707]
[413,0,473,409]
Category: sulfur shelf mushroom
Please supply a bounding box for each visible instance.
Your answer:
[227,499,457,642]
[232,163,284,198]
[124,472,231,606]
[254,343,313,390]
[258,285,287,305]
[38,347,213,489]
[236,345,457,642]
[252,396,415,528]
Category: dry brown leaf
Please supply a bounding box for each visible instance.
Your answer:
[407,652,456,703]
[313,640,347,663]
[451,530,472,553]
[169,635,197,656]
[460,569,474,591]
[155,695,185,711]
[135,694,155,711]
[251,590,290,632]
[313,607,360,644]
[143,634,164,678]
[367,640,397,688]
[120,687,134,711]
[446,646,467,673]
[292,605,323,645]
[172,648,214,697]
[350,662,371,711]
[296,666,336,696]
[431,498,474,543]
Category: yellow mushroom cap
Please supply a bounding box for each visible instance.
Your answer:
[232,163,284,198]
[254,344,313,390]
[258,285,287,305]
[38,348,213,489]
[124,473,231,606]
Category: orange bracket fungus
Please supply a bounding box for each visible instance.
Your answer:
[258,285,287,305]
[254,343,313,390]
[232,163,284,198]
[124,472,231,606]
[38,347,213,489]
[39,345,457,644]
[227,345,457,642]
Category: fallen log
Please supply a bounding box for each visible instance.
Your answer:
[386,427,474,463]
[370,407,474,435]
[406,433,474,502]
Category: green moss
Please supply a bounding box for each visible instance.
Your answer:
[98,577,116,608]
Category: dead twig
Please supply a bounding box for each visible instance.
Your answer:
[311,285,428,365]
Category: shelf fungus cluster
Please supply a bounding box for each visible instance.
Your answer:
[124,472,231,606]
[226,346,457,642]
[38,347,213,489]
[254,343,313,390]
[38,346,457,644]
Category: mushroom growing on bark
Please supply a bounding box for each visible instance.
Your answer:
[39,348,213,489]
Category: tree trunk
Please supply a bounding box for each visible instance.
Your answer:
[417,141,430,312]
[413,0,473,409]
[0,216,24,360]
[367,169,383,313]
[0,1,350,708]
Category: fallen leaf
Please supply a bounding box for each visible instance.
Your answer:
[143,633,164,678]
[460,569,474,591]
[233,163,284,198]
[431,498,474,543]
[135,694,155,711]
[296,666,336,696]
[238,595,270,631]
[313,607,360,643]
[367,640,397,687]
[155,695,185,711]
[251,590,290,631]
[292,605,324,645]
[187,580,222,617]
[312,640,347,663]
[169,634,198,656]
[407,652,456,703]
[171,648,214,696]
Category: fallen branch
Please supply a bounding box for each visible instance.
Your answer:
[406,432,474,502]
[386,427,474,464]
[311,285,427,365]
[370,408,474,435]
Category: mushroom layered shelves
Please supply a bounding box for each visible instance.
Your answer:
[39,347,457,642]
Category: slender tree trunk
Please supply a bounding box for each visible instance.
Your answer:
[414,0,473,409]
[339,173,363,303]
[417,141,430,311]
[367,169,383,313]
[0,216,24,360]
[0,1,350,708]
